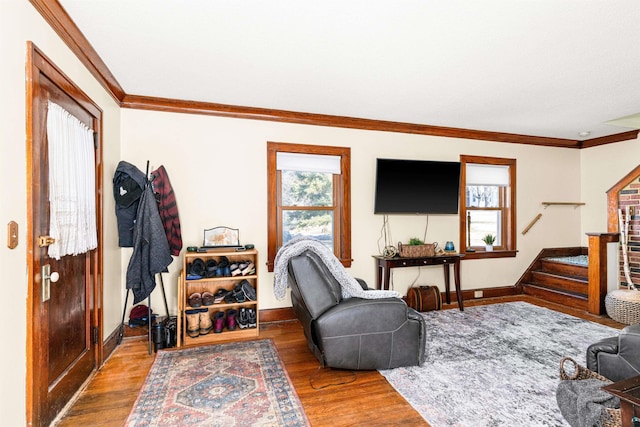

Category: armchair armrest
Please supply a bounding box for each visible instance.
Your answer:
[586,336,618,372]
[587,324,640,381]
[316,298,411,336]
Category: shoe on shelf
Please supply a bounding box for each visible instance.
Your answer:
[186,309,201,337]
[232,284,246,303]
[248,308,257,328]
[230,262,242,276]
[226,309,238,331]
[213,311,225,333]
[214,289,230,304]
[202,291,215,306]
[218,256,231,277]
[239,279,256,301]
[199,310,213,335]
[224,290,237,304]
[241,261,255,276]
[204,259,218,278]
[188,292,202,308]
[238,307,249,329]
[187,258,205,280]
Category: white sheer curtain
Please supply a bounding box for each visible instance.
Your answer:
[46,101,97,259]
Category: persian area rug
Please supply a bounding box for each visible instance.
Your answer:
[380,302,618,427]
[126,339,309,427]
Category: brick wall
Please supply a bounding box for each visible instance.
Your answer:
[618,181,640,288]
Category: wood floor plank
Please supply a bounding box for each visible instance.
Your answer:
[54,295,625,426]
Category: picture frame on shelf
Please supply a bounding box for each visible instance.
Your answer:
[202,226,240,248]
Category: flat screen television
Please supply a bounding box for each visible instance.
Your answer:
[374,158,461,214]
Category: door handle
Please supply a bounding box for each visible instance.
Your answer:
[42,264,59,302]
[38,235,56,247]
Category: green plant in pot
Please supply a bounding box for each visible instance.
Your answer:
[482,234,496,251]
[408,238,424,246]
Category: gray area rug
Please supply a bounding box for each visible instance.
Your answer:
[380,302,617,426]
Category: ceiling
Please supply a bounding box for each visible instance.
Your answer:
[55,0,640,144]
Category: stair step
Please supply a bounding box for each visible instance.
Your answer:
[522,283,589,310]
[530,271,588,295]
[540,259,587,278]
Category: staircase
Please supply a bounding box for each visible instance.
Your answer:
[518,247,589,310]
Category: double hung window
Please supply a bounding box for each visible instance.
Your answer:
[267,142,351,271]
[459,155,516,258]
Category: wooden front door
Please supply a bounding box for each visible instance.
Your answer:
[26,43,103,427]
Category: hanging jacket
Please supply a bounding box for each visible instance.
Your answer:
[126,183,173,304]
[151,165,182,256]
[113,161,147,247]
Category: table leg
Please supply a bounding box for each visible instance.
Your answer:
[443,264,451,304]
[376,263,383,290]
[454,259,464,311]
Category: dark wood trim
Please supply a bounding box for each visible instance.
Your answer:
[607,164,640,232]
[28,0,125,103]
[587,233,619,315]
[580,130,640,148]
[122,94,591,147]
[259,307,297,323]
[102,326,121,362]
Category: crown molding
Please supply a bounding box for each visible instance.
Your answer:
[29,0,125,103]
[31,1,640,148]
[121,94,589,148]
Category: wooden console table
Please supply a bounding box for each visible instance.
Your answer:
[372,254,465,311]
[602,375,640,426]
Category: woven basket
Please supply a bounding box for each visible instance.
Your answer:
[398,243,435,258]
[559,357,621,427]
[605,289,640,325]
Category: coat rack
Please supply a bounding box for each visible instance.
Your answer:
[116,160,170,355]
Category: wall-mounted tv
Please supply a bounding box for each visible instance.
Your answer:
[374,158,461,214]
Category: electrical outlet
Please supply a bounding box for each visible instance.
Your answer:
[474,290,483,298]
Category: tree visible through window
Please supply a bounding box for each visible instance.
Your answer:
[267,142,351,271]
[281,170,334,249]
[459,155,516,258]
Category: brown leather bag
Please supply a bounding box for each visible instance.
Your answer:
[405,285,442,312]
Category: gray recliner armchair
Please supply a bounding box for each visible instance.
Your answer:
[287,250,426,370]
[586,324,640,381]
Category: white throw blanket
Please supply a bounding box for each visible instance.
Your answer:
[273,237,401,301]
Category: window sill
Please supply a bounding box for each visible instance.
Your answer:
[461,250,517,260]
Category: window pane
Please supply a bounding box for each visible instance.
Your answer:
[282,171,333,207]
[282,210,334,248]
[468,210,501,246]
[466,185,499,208]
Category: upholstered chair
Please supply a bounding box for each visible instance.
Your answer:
[287,250,426,370]
[586,324,640,382]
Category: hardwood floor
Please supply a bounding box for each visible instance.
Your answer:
[54,295,626,426]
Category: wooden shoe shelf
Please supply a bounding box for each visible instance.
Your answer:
[177,248,259,347]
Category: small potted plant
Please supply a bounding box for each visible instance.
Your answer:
[482,234,496,251]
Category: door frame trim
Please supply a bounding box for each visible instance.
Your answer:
[25,41,104,426]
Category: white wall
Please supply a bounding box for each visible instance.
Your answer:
[1,1,122,424]
[580,136,640,241]
[121,109,585,310]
